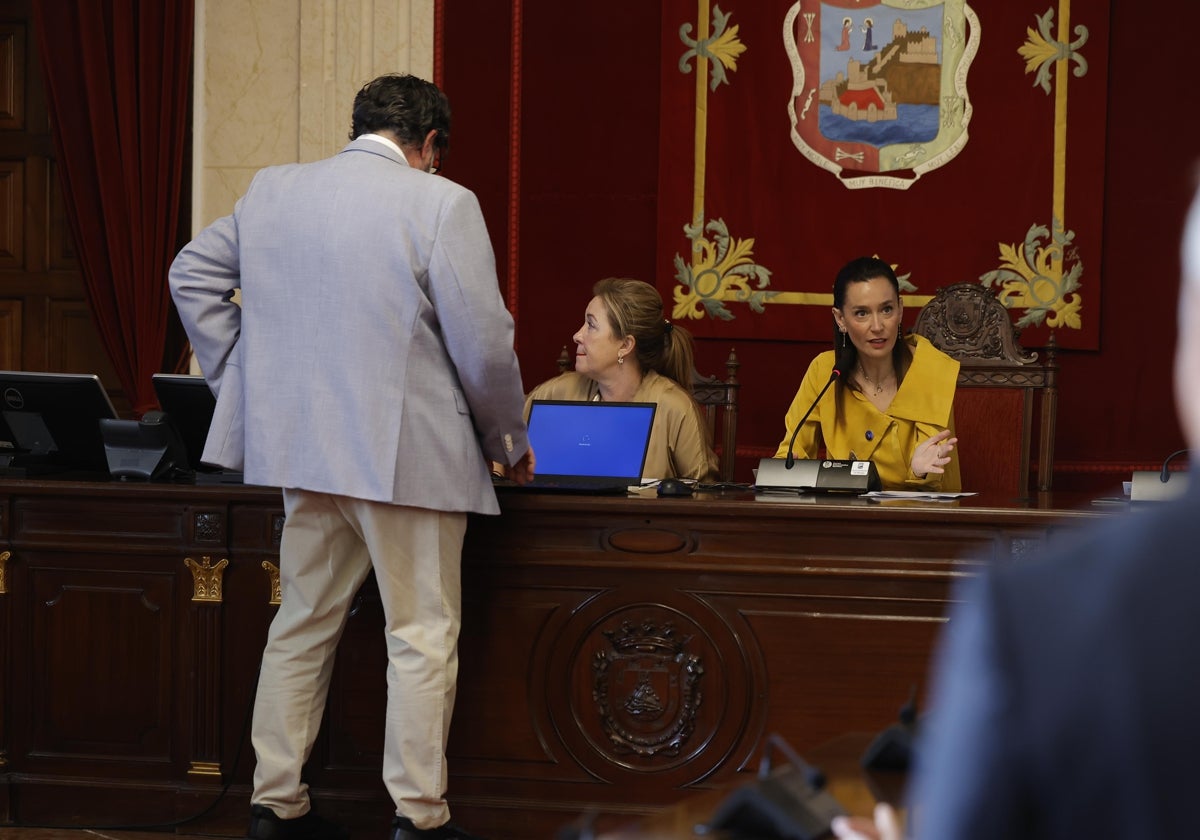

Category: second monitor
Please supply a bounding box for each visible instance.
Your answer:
[151,373,243,483]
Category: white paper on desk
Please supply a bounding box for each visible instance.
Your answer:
[862,490,978,501]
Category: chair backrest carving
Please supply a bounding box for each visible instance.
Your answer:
[912,283,1057,496]
[692,349,740,483]
[553,346,741,483]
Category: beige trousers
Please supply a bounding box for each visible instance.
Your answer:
[251,488,466,828]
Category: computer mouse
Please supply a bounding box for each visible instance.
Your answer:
[657,478,694,497]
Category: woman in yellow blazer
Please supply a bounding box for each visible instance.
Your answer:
[774,257,961,491]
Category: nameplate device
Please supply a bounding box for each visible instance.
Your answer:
[1130,470,1189,502]
[755,457,881,495]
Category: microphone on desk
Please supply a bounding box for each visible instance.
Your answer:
[708,733,846,840]
[1130,448,1190,502]
[1160,448,1189,483]
[861,685,920,772]
[784,353,849,469]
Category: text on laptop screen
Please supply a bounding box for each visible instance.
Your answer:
[528,401,656,479]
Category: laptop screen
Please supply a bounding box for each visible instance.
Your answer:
[527,400,656,481]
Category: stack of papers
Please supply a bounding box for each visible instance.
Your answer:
[861,490,978,501]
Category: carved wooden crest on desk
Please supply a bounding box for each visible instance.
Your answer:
[593,619,703,758]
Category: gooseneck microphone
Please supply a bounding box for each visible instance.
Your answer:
[1160,448,1189,483]
[784,358,847,469]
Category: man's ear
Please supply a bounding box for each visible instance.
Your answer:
[422,128,439,155]
[418,129,440,172]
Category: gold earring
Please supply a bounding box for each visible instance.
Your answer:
[617,354,625,365]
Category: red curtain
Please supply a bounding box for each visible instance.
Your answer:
[33,0,194,414]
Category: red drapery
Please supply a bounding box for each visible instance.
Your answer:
[33,0,194,414]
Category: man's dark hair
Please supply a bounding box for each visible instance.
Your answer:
[349,74,450,160]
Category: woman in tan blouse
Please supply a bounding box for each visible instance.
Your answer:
[524,277,718,483]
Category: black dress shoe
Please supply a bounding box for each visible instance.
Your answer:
[390,814,484,839]
[247,804,350,840]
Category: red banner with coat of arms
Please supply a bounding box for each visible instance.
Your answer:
[655,0,1108,349]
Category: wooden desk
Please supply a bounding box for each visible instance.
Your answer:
[0,481,1104,836]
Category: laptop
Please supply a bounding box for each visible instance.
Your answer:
[503,400,657,493]
[151,373,244,483]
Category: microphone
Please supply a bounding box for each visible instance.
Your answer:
[1160,448,1189,483]
[708,733,847,840]
[860,685,920,771]
[784,355,848,469]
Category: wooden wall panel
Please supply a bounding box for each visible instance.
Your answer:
[0,23,25,131]
[0,299,22,369]
[46,157,76,270]
[48,301,119,385]
[26,563,176,768]
[0,160,21,269]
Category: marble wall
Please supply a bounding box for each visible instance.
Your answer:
[192,0,434,232]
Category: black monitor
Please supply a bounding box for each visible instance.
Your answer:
[150,373,225,475]
[0,371,118,476]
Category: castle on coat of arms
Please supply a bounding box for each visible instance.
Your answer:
[820,19,940,123]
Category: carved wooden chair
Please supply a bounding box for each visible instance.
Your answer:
[555,346,741,483]
[692,349,740,483]
[912,283,1057,497]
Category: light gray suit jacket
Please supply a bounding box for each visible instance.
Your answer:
[169,137,529,515]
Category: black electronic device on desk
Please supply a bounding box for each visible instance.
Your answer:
[708,733,847,840]
[861,687,920,772]
[0,370,118,479]
[758,351,881,496]
[657,477,695,497]
[100,412,190,481]
[151,373,244,484]
[755,456,882,495]
[1130,448,1189,502]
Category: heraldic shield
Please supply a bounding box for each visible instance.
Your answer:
[784,0,979,189]
[593,619,704,758]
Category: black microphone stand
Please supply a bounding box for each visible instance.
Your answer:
[784,368,843,469]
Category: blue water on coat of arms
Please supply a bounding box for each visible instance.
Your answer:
[820,104,939,145]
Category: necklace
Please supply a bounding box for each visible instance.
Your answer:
[858,363,894,397]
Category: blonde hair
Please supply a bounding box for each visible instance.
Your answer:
[593,277,695,394]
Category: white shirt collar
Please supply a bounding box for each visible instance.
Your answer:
[359,133,407,161]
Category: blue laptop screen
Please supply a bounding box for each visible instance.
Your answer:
[527,401,656,479]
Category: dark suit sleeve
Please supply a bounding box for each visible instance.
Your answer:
[908,570,1030,840]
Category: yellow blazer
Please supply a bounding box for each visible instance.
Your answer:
[773,334,961,491]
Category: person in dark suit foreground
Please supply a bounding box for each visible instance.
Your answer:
[171,74,534,840]
[832,190,1200,840]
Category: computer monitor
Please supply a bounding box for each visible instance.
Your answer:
[150,373,215,472]
[0,370,119,476]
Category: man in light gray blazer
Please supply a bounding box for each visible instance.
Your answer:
[170,74,533,840]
